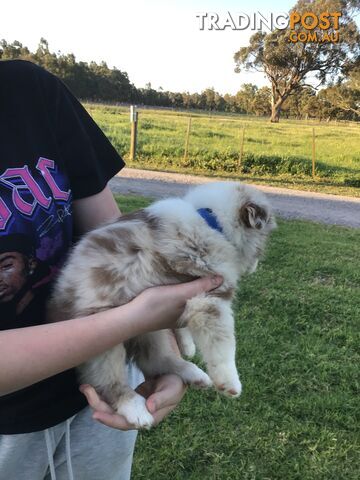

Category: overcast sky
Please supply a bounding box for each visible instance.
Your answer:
[0,0,353,94]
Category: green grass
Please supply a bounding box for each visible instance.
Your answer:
[87,104,360,197]
[115,194,360,480]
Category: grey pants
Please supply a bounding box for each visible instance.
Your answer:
[0,364,143,480]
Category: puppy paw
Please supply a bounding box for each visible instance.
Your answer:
[179,361,212,389]
[179,339,196,358]
[210,364,242,397]
[175,328,196,358]
[216,380,242,398]
[115,393,154,429]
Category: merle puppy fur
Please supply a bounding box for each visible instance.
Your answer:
[48,182,276,428]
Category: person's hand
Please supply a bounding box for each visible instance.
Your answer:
[80,374,186,430]
[129,275,223,333]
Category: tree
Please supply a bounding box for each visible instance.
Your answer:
[252,87,272,117]
[315,89,340,120]
[168,92,184,108]
[1,36,359,118]
[234,0,360,122]
[234,84,258,114]
[0,39,31,59]
[324,68,360,118]
[202,88,217,111]
[223,93,237,112]
[282,86,315,118]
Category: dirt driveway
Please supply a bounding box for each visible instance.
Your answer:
[109,168,360,228]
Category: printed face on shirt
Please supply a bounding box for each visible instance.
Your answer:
[0,251,36,303]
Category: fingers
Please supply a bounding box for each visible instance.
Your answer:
[179,275,223,300]
[91,411,137,431]
[151,404,177,426]
[145,375,186,425]
[145,374,186,415]
[135,379,157,399]
[80,375,186,431]
[79,384,113,414]
[80,384,137,430]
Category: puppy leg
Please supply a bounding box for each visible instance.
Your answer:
[79,345,154,429]
[112,386,154,429]
[180,295,242,397]
[133,331,212,389]
[174,327,196,358]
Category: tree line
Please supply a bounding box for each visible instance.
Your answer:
[0,34,359,122]
[234,0,359,122]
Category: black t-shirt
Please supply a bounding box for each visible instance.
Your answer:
[0,60,125,434]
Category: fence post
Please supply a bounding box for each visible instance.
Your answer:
[183,115,192,162]
[238,127,245,171]
[129,105,138,161]
[312,127,316,178]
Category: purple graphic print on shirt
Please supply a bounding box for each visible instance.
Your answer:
[0,158,73,305]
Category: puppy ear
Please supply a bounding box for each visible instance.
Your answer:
[239,202,268,230]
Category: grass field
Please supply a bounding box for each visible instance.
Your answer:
[87,104,360,197]
[117,195,360,480]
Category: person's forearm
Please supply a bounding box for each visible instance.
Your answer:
[0,302,147,396]
[0,275,222,397]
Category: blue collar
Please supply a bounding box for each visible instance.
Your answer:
[197,208,223,233]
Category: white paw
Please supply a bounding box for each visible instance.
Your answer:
[175,328,196,358]
[180,338,196,358]
[179,361,213,389]
[209,364,242,397]
[115,393,154,429]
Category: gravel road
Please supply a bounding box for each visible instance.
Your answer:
[109,168,360,228]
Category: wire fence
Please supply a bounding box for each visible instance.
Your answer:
[87,103,360,188]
